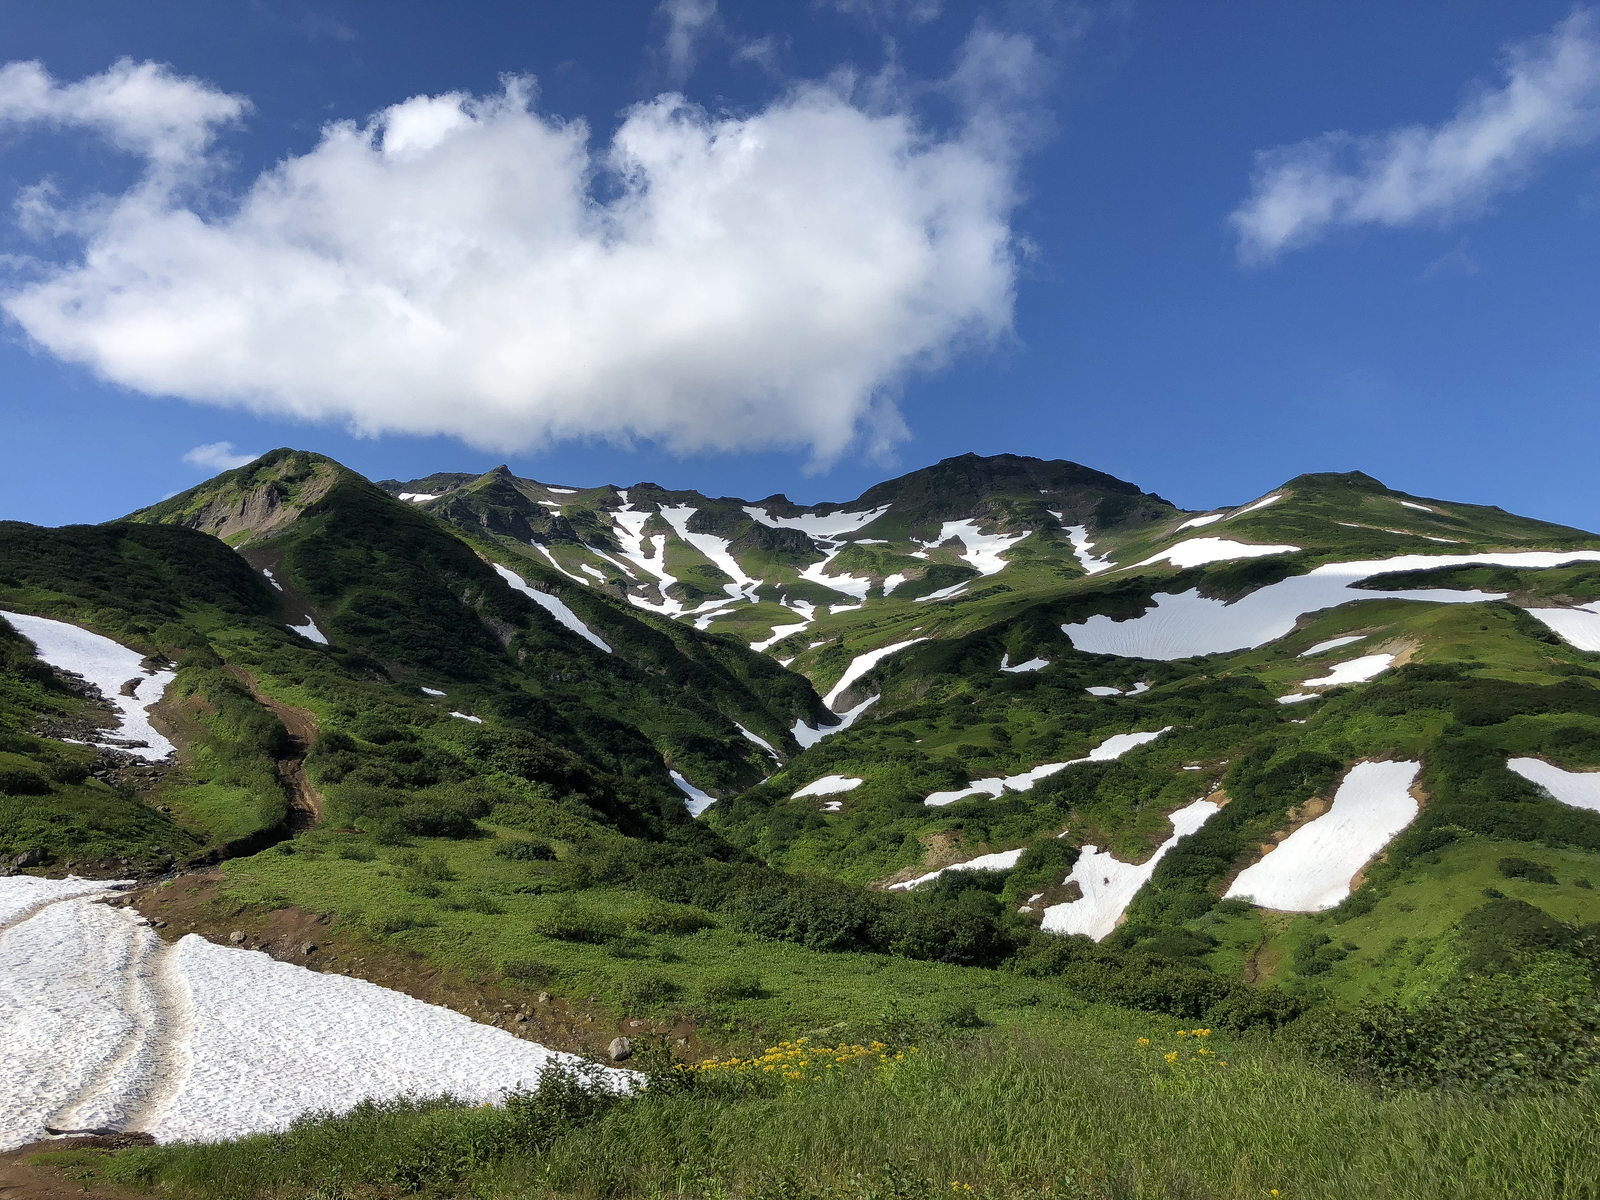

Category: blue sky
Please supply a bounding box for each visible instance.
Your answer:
[1,1,1596,529]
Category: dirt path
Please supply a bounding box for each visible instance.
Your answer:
[223,666,323,828]
[0,1134,154,1199]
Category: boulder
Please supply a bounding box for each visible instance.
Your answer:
[229,930,246,944]
[607,1036,633,1062]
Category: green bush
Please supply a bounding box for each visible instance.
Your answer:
[699,972,764,1002]
[1497,856,1556,884]
[494,837,556,861]
[617,968,681,1009]
[0,769,51,796]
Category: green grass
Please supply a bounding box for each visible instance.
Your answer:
[99,1015,1600,1200]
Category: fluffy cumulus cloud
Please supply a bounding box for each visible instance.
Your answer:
[182,441,258,471]
[0,41,1032,461]
[1232,9,1600,261]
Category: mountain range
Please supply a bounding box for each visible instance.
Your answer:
[4,448,1600,1114]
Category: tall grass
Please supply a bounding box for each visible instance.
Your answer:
[106,1018,1600,1199]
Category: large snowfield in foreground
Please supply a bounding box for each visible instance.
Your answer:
[0,877,631,1152]
[1041,797,1219,941]
[1225,761,1420,912]
[0,611,176,760]
[1062,551,1600,660]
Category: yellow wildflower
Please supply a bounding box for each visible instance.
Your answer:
[1165,1051,1178,1064]
[1136,1037,1150,1046]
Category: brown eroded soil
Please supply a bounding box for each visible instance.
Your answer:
[0,1134,154,1199]
[221,666,322,828]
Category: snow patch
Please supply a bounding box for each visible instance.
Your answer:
[743,505,890,539]
[1042,798,1220,940]
[287,616,329,645]
[822,638,927,710]
[736,723,780,758]
[450,712,483,724]
[1300,635,1366,657]
[792,774,863,799]
[1399,501,1434,512]
[261,568,283,591]
[1225,761,1420,911]
[889,848,1026,892]
[0,880,630,1151]
[1524,605,1600,653]
[1303,653,1393,688]
[918,519,1027,576]
[1507,758,1600,813]
[1176,513,1227,531]
[530,543,593,586]
[0,611,176,761]
[546,487,578,495]
[493,564,611,653]
[924,728,1171,807]
[1000,652,1049,673]
[1064,525,1114,574]
[1062,550,1600,661]
[397,492,438,503]
[1229,494,1283,518]
[420,687,446,697]
[659,506,760,603]
[791,695,876,749]
[1133,536,1300,570]
[1277,693,1316,705]
[671,771,717,817]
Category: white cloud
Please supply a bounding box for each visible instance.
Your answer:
[182,441,259,471]
[1232,10,1600,261]
[0,39,1028,463]
[659,0,720,83]
[0,57,246,169]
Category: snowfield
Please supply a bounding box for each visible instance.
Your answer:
[792,774,863,798]
[493,564,611,653]
[1524,605,1600,652]
[924,728,1171,807]
[889,847,1026,892]
[1064,525,1114,574]
[1062,550,1600,660]
[1000,653,1049,673]
[0,877,631,1152]
[1041,797,1220,941]
[1508,758,1600,813]
[1175,513,1226,531]
[1132,536,1301,570]
[743,504,890,539]
[791,695,877,749]
[0,611,176,761]
[1225,761,1420,912]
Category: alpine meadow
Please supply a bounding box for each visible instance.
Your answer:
[3,448,1600,1198]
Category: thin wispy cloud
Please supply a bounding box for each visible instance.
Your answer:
[182,442,259,471]
[0,35,1037,463]
[1232,9,1600,262]
[659,0,719,83]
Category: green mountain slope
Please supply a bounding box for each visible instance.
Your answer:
[5,446,1600,1162]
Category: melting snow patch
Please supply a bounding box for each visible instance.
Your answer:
[1225,761,1420,911]
[1085,686,1122,697]
[736,723,780,758]
[1042,798,1219,940]
[450,712,483,724]
[823,801,842,813]
[0,879,630,1151]
[822,639,927,710]
[1133,537,1300,570]
[1524,605,1600,653]
[792,774,862,799]
[1000,653,1049,673]
[1399,501,1434,512]
[792,696,877,749]
[493,564,611,653]
[287,617,329,646]
[924,729,1171,807]
[1176,513,1227,530]
[1062,550,1600,660]
[0,611,176,761]
[743,505,890,539]
[1507,758,1600,813]
[546,487,578,495]
[914,581,971,603]
[1229,494,1283,518]
[671,771,717,817]
[397,493,439,503]
[918,519,1028,576]
[1301,635,1366,657]
[882,572,908,596]
[421,687,446,697]
[889,848,1026,892]
[531,543,593,586]
[261,568,283,591]
[1064,525,1114,574]
[1277,693,1316,705]
[1303,653,1393,688]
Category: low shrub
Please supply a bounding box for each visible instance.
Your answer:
[0,769,51,796]
[1497,856,1556,884]
[699,972,764,1003]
